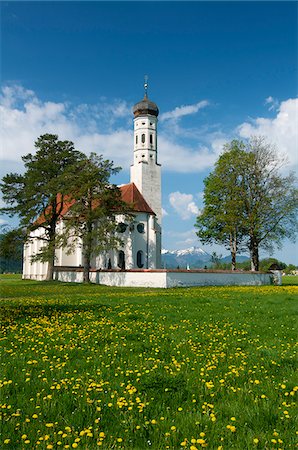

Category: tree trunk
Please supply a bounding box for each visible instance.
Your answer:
[250,239,259,271]
[231,251,236,271]
[45,232,56,281]
[83,253,90,283]
[45,258,54,281]
[230,232,237,271]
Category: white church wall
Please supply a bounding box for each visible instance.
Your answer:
[23,228,48,280]
[54,269,273,288]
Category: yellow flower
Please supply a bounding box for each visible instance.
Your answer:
[151,419,157,424]
[253,438,259,444]
[72,444,78,449]
[4,439,10,444]
[170,426,176,431]
[47,446,53,450]
[46,423,54,428]
[117,438,123,442]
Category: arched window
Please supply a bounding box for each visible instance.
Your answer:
[118,251,125,270]
[137,223,145,233]
[150,134,153,144]
[137,250,144,268]
[136,135,138,144]
[117,223,127,233]
[141,134,145,143]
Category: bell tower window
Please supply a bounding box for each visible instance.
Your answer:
[136,135,138,144]
[150,134,153,144]
[141,134,145,143]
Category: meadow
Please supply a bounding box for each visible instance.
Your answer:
[1,275,297,449]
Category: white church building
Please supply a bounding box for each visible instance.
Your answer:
[23,85,162,278]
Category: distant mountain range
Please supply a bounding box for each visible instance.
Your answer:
[161,246,249,269]
[161,246,211,268]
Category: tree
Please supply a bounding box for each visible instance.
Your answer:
[196,137,298,271]
[241,137,298,270]
[0,134,84,280]
[61,153,128,283]
[195,140,248,270]
[211,251,222,269]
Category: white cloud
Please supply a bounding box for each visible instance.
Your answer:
[165,228,199,248]
[265,96,279,111]
[0,85,132,167]
[158,136,218,173]
[160,100,209,121]
[238,98,298,167]
[169,191,199,220]
[0,85,220,174]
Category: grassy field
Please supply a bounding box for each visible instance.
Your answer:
[0,276,297,449]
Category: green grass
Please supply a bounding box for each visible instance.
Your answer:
[0,276,297,449]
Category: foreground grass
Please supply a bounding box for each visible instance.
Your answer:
[0,276,297,449]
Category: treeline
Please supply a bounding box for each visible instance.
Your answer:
[213,257,297,274]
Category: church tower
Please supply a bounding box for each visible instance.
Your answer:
[130,79,162,267]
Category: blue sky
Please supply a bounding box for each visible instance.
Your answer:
[1,1,297,263]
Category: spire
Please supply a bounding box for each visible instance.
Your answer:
[144,75,148,98]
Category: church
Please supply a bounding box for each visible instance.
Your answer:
[23,85,272,287]
[23,84,162,279]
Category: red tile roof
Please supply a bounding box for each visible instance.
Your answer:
[35,183,154,226]
[120,183,155,215]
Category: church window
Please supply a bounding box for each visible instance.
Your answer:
[141,134,145,143]
[150,134,153,144]
[142,122,145,125]
[136,135,138,144]
[137,223,145,233]
[137,250,144,268]
[117,222,127,233]
[150,122,153,126]
[118,251,125,270]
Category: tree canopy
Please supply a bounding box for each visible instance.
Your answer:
[60,153,128,283]
[196,137,298,271]
[1,134,85,280]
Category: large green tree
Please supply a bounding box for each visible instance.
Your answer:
[0,134,84,280]
[196,141,248,270]
[242,136,297,271]
[61,153,128,283]
[196,137,298,271]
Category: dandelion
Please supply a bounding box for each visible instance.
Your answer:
[253,438,259,444]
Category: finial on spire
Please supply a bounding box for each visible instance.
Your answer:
[144,75,148,98]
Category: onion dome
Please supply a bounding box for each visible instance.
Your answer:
[133,94,159,118]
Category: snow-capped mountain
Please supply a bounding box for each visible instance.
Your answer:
[161,246,212,268]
